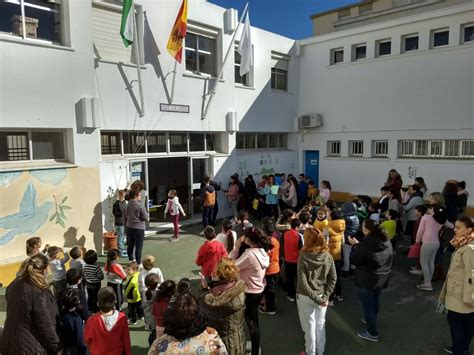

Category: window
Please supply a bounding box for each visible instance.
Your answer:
[205,133,218,151]
[271,52,289,91]
[147,133,166,153]
[353,44,366,61]
[337,8,351,19]
[236,133,288,150]
[403,34,419,52]
[0,130,65,162]
[398,140,474,159]
[330,48,344,65]
[0,132,29,161]
[462,24,474,43]
[0,0,62,44]
[169,133,187,152]
[432,29,449,48]
[234,44,249,86]
[101,132,121,155]
[372,140,388,157]
[189,133,205,151]
[327,141,341,157]
[359,3,372,14]
[185,31,217,76]
[349,141,364,157]
[377,40,391,56]
[123,132,145,154]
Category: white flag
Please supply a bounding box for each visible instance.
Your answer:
[238,12,253,76]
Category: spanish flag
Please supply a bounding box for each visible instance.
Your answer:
[166,0,188,63]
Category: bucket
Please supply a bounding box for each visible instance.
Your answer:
[103,231,118,251]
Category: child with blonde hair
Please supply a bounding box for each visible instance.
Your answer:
[164,189,186,242]
[138,255,164,299]
[124,261,144,325]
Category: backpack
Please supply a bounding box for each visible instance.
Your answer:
[439,226,455,250]
[203,190,216,207]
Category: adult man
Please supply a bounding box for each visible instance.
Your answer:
[200,175,221,226]
[200,176,216,228]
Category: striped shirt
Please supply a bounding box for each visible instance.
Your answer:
[83,264,104,285]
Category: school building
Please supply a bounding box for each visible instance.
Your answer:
[0,0,472,271]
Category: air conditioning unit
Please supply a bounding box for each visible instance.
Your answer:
[299,114,323,129]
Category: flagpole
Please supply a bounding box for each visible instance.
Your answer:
[170,60,178,103]
[132,0,145,117]
[202,3,249,120]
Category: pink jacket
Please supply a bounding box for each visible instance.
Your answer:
[416,214,453,244]
[231,248,269,294]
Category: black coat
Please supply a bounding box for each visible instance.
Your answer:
[1,278,61,355]
[350,235,393,290]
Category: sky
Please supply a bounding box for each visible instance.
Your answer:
[207,0,360,39]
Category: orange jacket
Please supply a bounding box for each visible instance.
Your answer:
[327,219,345,261]
[266,236,280,275]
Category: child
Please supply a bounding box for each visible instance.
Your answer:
[112,190,128,258]
[232,210,253,239]
[378,186,390,218]
[368,202,380,224]
[313,208,329,234]
[297,211,312,235]
[195,226,228,278]
[64,268,89,320]
[143,273,160,346]
[409,205,427,276]
[388,188,401,214]
[164,189,186,242]
[138,255,164,300]
[306,180,319,204]
[26,237,48,257]
[48,246,70,297]
[177,278,191,296]
[283,218,303,302]
[83,249,104,314]
[84,287,131,355]
[261,217,280,314]
[341,202,359,278]
[124,261,144,325]
[319,180,332,203]
[59,289,87,355]
[152,280,176,338]
[216,219,237,254]
[381,209,398,253]
[69,246,85,271]
[104,249,127,311]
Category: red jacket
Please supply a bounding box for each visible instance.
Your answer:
[84,311,131,355]
[152,298,170,327]
[195,240,228,277]
[284,229,302,263]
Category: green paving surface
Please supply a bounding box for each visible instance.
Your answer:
[0,222,459,354]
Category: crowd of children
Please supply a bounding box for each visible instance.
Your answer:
[1,171,472,355]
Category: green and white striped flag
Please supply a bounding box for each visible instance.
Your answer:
[120,0,134,47]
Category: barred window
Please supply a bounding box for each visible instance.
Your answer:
[0,132,29,161]
[372,140,388,157]
[327,141,341,157]
[349,141,363,157]
[236,133,287,150]
[399,139,474,159]
[101,132,121,155]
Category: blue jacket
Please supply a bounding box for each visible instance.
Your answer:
[59,311,87,354]
[298,182,308,201]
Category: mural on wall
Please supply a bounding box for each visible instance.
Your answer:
[50,195,72,228]
[237,152,296,182]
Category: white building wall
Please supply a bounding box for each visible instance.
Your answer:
[298,4,474,202]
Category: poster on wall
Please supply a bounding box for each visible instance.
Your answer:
[236,151,296,182]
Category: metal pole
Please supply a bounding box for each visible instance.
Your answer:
[202,3,249,120]
[170,60,178,103]
[132,0,145,117]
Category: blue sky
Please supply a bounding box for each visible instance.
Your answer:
[208,0,360,39]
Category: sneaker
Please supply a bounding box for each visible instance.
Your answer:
[410,266,417,270]
[357,329,379,342]
[258,308,276,315]
[286,296,296,302]
[416,283,433,291]
[361,318,367,325]
[443,346,453,354]
[409,269,423,276]
[328,301,334,307]
[121,253,128,258]
[168,237,179,242]
[128,320,137,325]
[335,295,343,302]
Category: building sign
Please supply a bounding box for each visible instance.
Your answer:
[160,103,190,113]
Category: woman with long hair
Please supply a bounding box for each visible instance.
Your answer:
[349,220,393,342]
[230,227,273,355]
[385,169,403,201]
[296,227,336,355]
[263,175,279,219]
[1,254,61,354]
[284,176,298,211]
[201,258,247,355]
[414,177,428,197]
[438,216,474,355]
[443,181,459,223]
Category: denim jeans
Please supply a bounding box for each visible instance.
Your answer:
[357,287,382,336]
[115,225,127,256]
[202,205,214,227]
[126,227,144,264]
[447,310,474,355]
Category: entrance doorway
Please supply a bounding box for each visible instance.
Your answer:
[304,150,319,187]
[189,158,208,216]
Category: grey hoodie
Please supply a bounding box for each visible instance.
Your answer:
[296,252,336,304]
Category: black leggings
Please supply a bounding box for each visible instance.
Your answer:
[245,292,263,355]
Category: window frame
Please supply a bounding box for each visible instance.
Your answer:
[271,52,289,92]
[359,3,372,14]
[376,39,391,57]
[431,28,450,49]
[0,129,67,163]
[348,140,364,157]
[184,27,218,77]
[236,133,288,150]
[402,33,419,53]
[371,140,389,158]
[234,43,250,87]
[330,47,344,65]
[398,139,474,159]
[352,43,367,61]
[327,140,341,157]
[461,23,474,44]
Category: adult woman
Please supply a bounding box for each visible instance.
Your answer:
[230,227,272,355]
[385,169,403,201]
[296,227,336,355]
[148,293,227,354]
[457,181,469,216]
[443,181,459,223]
[414,177,428,197]
[226,175,241,218]
[414,204,448,291]
[326,206,345,303]
[429,192,446,206]
[349,220,393,342]
[402,184,425,239]
[263,175,279,219]
[438,217,473,355]
[1,254,61,355]
[124,189,149,264]
[201,258,247,355]
[284,176,298,210]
